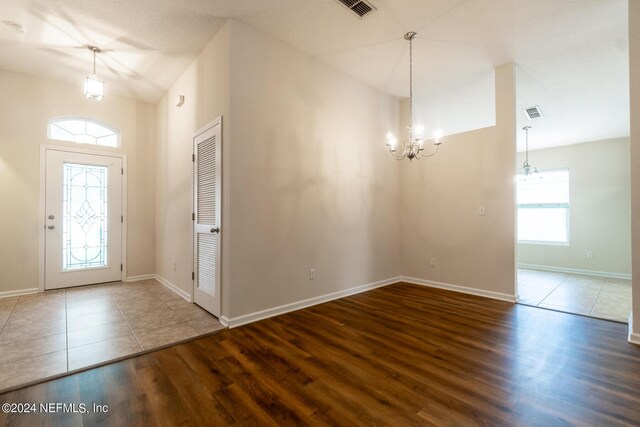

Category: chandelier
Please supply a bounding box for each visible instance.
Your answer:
[84,46,104,101]
[521,126,538,176]
[386,31,442,161]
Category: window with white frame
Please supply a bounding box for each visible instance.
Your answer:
[517,169,570,244]
[48,117,119,147]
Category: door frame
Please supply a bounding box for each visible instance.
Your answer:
[38,144,128,292]
[192,117,223,316]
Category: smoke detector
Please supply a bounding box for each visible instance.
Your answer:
[524,105,543,120]
[335,0,376,18]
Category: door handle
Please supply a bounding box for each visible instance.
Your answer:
[210,227,220,234]
[47,225,55,230]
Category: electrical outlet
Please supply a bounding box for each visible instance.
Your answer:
[587,251,594,259]
[429,258,436,268]
[309,269,316,280]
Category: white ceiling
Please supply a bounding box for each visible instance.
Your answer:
[0,0,629,149]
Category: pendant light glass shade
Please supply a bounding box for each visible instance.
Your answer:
[84,74,104,101]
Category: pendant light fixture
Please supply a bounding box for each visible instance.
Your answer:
[84,46,104,101]
[386,31,442,161]
[521,126,538,176]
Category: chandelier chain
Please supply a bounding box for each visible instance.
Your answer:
[409,35,413,138]
[524,126,530,164]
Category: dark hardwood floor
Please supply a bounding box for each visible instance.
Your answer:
[1,282,639,426]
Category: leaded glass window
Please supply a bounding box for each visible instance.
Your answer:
[63,163,109,270]
[48,117,119,147]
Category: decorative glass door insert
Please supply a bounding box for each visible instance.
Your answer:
[63,163,109,270]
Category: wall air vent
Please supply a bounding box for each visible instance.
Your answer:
[524,106,543,120]
[336,0,376,18]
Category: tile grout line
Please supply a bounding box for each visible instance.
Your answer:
[0,296,20,336]
[588,278,607,316]
[109,281,145,351]
[535,273,614,317]
[119,280,212,345]
[65,289,69,372]
[589,276,631,321]
[535,274,569,307]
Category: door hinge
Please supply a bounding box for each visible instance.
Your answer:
[192,272,195,281]
[192,212,195,221]
[192,154,195,163]
[121,264,123,271]
[121,215,124,223]
[121,167,124,175]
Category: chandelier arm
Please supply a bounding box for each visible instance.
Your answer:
[388,144,408,160]
[418,144,440,158]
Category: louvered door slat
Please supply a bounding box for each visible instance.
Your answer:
[197,234,216,295]
[197,135,216,224]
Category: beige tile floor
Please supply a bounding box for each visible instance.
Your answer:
[518,268,631,322]
[0,279,225,392]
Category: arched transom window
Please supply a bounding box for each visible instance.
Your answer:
[48,117,120,147]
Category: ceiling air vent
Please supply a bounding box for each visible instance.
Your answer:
[336,0,376,18]
[524,105,543,120]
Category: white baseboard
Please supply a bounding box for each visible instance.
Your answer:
[518,263,631,280]
[219,316,230,327]
[629,314,640,345]
[154,274,192,302]
[401,276,517,303]
[224,276,402,328]
[125,274,156,282]
[0,288,38,299]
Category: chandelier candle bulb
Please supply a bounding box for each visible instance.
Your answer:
[386,133,397,151]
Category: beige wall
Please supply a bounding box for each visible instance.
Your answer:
[226,21,401,318]
[154,21,231,313]
[517,138,631,276]
[154,20,401,319]
[0,69,155,294]
[401,64,517,298]
[630,0,640,337]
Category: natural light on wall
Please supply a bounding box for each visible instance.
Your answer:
[48,117,119,147]
[517,169,570,244]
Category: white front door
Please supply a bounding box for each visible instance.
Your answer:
[193,118,222,317]
[45,149,123,289]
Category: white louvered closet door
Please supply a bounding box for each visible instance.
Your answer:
[193,118,222,317]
